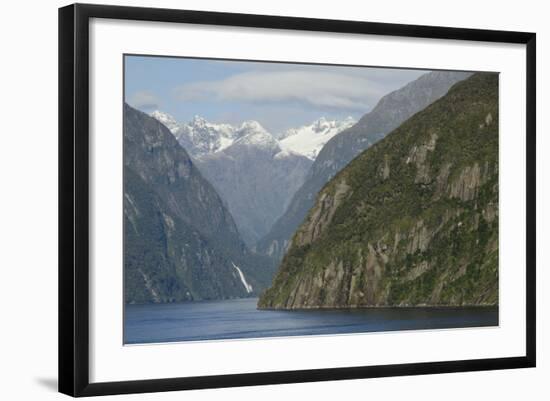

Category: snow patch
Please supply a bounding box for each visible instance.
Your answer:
[280,117,356,160]
[274,148,301,160]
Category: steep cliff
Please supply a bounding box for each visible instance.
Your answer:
[124,104,274,303]
[256,71,471,261]
[258,73,498,309]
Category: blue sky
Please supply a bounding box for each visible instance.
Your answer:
[125,55,428,134]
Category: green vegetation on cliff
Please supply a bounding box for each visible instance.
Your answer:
[258,73,499,309]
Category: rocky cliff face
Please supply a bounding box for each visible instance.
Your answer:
[258,73,498,309]
[124,104,274,303]
[256,71,471,261]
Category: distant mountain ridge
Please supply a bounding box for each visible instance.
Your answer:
[256,71,472,261]
[150,111,355,161]
[149,112,354,246]
[195,123,313,246]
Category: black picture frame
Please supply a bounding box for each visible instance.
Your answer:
[59,3,536,397]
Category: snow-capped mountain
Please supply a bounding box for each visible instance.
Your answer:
[150,111,239,157]
[150,111,356,162]
[231,121,280,153]
[175,116,238,157]
[196,124,312,246]
[149,110,313,246]
[150,110,180,133]
[124,104,275,303]
[279,117,356,160]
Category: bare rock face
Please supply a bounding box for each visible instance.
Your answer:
[294,180,351,247]
[407,131,439,184]
[259,73,499,310]
[449,163,483,201]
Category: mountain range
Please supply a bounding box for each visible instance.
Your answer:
[150,112,355,246]
[259,72,499,309]
[151,111,355,161]
[128,69,480,305]
[124,104,274,303]
[195,123,312,246]
[255,71,472,261]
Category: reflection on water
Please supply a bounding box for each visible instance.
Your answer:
[124,297,498,344]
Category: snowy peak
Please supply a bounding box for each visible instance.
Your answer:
[150,110,180,133]
[232,121,279,152]
[175,117,236,157]
[150,111,238,157]
[280,117,356,160]
[191,115,207,125]
[150,111,354,161]
[239,120,268,135]
[185,115,235,139]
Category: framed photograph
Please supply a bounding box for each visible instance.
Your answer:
[58,3,536,397]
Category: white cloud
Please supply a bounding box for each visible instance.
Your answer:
[174,70,402,112]
[128,91,159,110]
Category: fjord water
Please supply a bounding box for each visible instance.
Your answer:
[124,298,498,344]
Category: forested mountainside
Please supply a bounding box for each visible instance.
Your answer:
[256,71,471,261]
[259,73,498,309]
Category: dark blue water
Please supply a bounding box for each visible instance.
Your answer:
[124,298,498,344]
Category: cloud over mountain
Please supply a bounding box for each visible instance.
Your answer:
[174,70,399,112]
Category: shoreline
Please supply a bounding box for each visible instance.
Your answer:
[257,303,499,312]
[125,297,498,311]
